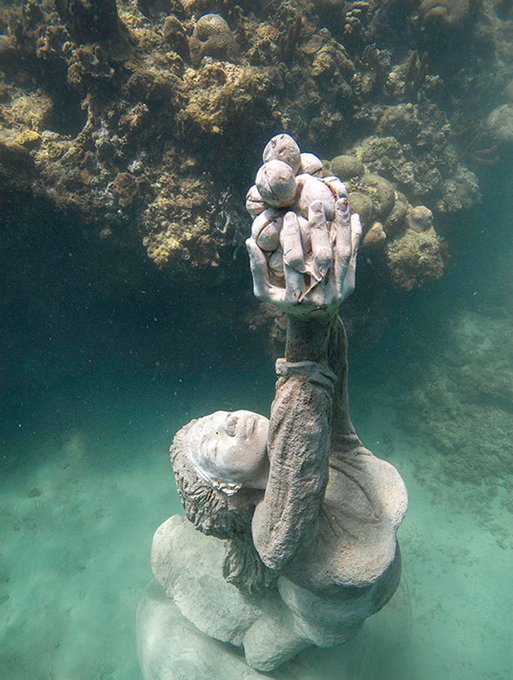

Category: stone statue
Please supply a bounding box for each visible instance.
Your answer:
[138,135,408,678]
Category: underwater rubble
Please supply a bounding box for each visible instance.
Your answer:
[0,0,512,341]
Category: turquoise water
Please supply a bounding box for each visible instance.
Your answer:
[2,175,512,679]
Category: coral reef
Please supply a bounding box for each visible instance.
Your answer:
[0,0,511,340]
[54,0,130,48]
[387,229,449,290]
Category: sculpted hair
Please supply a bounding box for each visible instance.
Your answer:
[170,420,254,539]
[170,420,276,595]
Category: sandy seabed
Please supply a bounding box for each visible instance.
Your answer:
[1,336,512,680]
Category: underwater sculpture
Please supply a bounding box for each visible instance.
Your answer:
[138,135,408,676]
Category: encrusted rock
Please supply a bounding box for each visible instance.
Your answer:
[348,191,374,231]
[486,104,513,146]
[505,79,513,102]
[362,222,386,249]
[359,174,396,219]
[0,34,17,65]
[382,192,408,237]
[55,0,129,47]
[330,155,364,180]
[163,15,190,60]
[419,0,470,28]
[406,206,434,233]
[387,229,449,290]
[358,136,418,193]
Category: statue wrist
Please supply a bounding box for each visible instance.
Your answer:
[285,315,337,364]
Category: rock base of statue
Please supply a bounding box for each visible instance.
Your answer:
[136,574,411,680]
[137,581,364,680]
[138,514,409,676]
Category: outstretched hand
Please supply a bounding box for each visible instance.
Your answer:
[247,198,361,318]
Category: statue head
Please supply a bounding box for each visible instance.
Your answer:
[185,410,270,492]
[170,410,270,539]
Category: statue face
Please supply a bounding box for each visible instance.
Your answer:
[185,410,270,492]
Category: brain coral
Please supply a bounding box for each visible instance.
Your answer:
[419,0,470,28]
[189,14,238,66]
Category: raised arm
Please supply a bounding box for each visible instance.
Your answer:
[327,317,363,453]
[246,139,361,571]
[251,348,336,571]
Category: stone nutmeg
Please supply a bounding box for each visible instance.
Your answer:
[262,134,302,174]
[255,160,298,208]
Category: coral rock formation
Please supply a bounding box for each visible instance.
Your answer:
[419,0,470,29]
[0,0,511,340]
[189,13,238,66]
[387,229,449,291]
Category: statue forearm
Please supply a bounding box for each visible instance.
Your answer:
[252,360,336,572]
[286,314,360,446]
[285,314,337,365]
[328,318,356,437]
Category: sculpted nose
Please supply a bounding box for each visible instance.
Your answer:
[244,416,256,440]
[225,413,239,436]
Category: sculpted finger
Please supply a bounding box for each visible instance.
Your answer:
[309,200,332,280]
[279,214,305,304]
[334,198,352,297]
[247,238,286,306]
[280,211,305,273]
[298,215,311,255]
[340,213,362,299]
[350,212,362,255]
[246,238,272,301]
[284,261,305,305]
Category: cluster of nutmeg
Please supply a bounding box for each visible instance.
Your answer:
[245,134,349,280]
